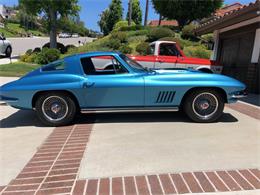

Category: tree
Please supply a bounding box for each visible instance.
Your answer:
[126,0,142,25]
[19,0,80,48]
[152,0,223,29]
[144,0,149,26]
[98,0,123,35]
[98,9,110,35]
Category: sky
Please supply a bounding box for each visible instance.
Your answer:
[0,0,255,32]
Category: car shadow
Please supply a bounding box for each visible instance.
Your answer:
[0,109,45,128]
[76,111,238,124]
[0,109,238,128]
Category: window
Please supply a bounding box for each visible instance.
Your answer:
[159,43,180,56]
[81,55,128,75]
[149,44,155,55]
[41,61,65,71]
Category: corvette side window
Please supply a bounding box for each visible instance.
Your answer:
[80,56,128,75]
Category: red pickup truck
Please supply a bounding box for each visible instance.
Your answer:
[129,41,222,73]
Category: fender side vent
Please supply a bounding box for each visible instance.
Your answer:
[156,91,176,103]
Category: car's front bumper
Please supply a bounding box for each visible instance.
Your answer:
[230,90,248,99]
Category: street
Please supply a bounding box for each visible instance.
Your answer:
[8,36,95,56]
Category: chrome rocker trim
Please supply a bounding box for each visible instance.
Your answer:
[81,107,179,113]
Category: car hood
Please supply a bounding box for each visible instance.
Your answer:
[150,69,246,89]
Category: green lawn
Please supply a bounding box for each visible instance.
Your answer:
[0,62,41,77]
[0,23,46,37]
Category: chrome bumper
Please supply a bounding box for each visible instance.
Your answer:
[231,91,248,98]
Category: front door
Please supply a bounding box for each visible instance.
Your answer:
[80,55,144,108]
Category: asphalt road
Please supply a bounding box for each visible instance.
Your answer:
[8,36,95,56]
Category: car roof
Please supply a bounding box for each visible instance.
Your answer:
[64,51,122,60]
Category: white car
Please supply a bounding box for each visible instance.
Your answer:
[0,35,12,57]
[58,33,71,38]
[72,33,79,38]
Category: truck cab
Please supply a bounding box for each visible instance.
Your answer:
[130,41,222,74]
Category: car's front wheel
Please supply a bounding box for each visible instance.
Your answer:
[35,92,77,126]
[183,89,224,123]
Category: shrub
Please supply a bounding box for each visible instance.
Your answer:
[183,45,211,59]
[106,39,121,50]
[33,47,41,53]
[119,25,144,31]
[118,44,132,54]
[65,44,76,51]
[35,48,61,64]
[111,31,127,43]
[181,24,196,40]
[127,35,147,43]
[136,42,151,55]
[113,20,136,31]
[25,49,33,55]
[20,53,38,63]
[147,27,174,42]
[20,54,30,62]
[201,33,214,43]
[42,42,67,54]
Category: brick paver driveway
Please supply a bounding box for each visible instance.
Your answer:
[0,100,259,194]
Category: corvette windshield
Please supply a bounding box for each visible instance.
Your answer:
[120,54,146,71]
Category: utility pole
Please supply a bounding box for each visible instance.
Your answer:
[128,0,132,26]
[144,0,149,26]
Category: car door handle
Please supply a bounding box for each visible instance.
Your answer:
[158,60,164,63]
[82,82,95,88]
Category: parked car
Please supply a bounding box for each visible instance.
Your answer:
[0,51,246,126]
[58,32,71,38]
[0,34,12,57]
[72,33,79,38]
[129,41,222,73]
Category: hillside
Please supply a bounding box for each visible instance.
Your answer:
[0,22,46,37]
[66,26,212,59]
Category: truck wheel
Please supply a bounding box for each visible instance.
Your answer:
[183,89,224,123]
[35,92,76,126]
[5,46,12,58]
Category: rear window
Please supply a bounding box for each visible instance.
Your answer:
[41,61,65,72]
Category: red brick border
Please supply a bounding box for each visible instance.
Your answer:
[227,102,260,120]
[1,102,260,194]
[71,169,260,195]
[1,124,92,195]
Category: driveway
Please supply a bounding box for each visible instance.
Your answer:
[8,36,95,56]
[0,77,259,194]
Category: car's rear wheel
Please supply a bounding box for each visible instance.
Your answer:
[183,89,224,122]
[5,46,12,58]
[35,92,76,126]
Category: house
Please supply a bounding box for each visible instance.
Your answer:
[195,0,260,94]
[148,20,178,27]
[0,4,17,19]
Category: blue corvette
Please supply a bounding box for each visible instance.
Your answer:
[0,51,246,126]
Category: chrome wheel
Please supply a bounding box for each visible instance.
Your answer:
[42,96,68,122]
[192,92,218,120]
